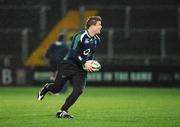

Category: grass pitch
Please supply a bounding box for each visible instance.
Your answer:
[0,86,179,127]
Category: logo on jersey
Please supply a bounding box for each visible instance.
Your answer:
[78,56,82,61]
[84,39,89,44]
[83,49,91,55]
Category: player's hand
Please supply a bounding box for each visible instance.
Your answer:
[83,61,95,72]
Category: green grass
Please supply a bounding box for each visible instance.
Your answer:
[0,86,179,127]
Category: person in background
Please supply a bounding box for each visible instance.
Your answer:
[45,34,69,93]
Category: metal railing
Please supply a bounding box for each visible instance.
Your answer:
[0,5,179,66]
[77,5,179,65]
[0,5,50,38]
[0,28,31,66]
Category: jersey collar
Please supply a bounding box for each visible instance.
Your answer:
[86,30,94,38]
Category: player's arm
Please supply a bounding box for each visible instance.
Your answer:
[68,49,86,65]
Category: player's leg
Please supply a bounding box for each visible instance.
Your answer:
[56,72,87,118]
[37,68,68,101]
[37,82,53,101]
[60,80,69,93]
[48,71,69,93]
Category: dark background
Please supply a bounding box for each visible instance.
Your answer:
[0,0,179,86]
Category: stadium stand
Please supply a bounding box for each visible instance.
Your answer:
[96,30,108,54]
[113,30,161,56]
[130,7,177,29]
[0,0,178,66]
[98,8,125,28]
[165,31,180,56]
[0,31,21,55]
[67,0,176,8]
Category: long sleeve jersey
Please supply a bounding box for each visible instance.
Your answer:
[64,30,100,67]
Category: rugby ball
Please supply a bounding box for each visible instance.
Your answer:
[91,60,101,71]
[83,60,101,71]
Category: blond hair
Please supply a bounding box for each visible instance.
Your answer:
[86,16,102,29]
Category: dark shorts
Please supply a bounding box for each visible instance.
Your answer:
[49,62,87,93]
